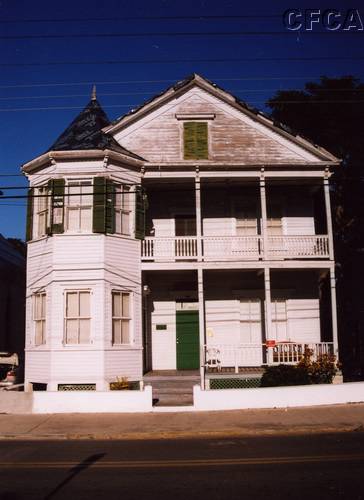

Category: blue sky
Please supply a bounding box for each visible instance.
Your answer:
[0,0,363,239]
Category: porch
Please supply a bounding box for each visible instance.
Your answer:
[141,234,330,261]
[142,268,338,386]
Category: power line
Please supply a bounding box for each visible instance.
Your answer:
[1,100,364,112]
[1,31,364,40]
[0,15,283,24]
[1,88,363,102]
[2,55,364,68]
[1,76,362,90]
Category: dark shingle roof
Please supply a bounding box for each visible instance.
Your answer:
[48,98,143,160]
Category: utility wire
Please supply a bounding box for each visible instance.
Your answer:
[2,56,364,67]
[1,88,364,101]
[0,15,283,23]
[1,31,364,40]
[1,76,362,89]
[1,100,364,112]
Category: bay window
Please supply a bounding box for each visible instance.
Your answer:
[66,181,92,232]
[33,292,46,345]
[112,291,131,344]
[65,291,91,344]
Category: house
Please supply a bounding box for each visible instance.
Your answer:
[22,74,340,392]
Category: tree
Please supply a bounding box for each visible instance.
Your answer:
[267,76,364,378]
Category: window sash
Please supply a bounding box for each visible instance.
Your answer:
[35,186,49,238]
[114,185,131,235]
[33,292,46,345]
[112,292,131,344]
[66,181,92,232]
[65,291,91,344]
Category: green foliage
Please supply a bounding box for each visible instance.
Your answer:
[261,349,338,387]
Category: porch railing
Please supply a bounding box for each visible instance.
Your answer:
[266,342,334,365]
[141,235,329,261]
[267,235,329,259]
[203,342,334,373]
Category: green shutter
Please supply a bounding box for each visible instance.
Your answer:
[25,188,34,241]
[135,186,146,240]
[184,122,208,160]
[50,179,65,234]
[93,177,106,233]
[106,179,115,234]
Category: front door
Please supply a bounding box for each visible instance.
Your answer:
[176,310,199,369]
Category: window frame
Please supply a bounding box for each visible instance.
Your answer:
[64,290,91,345]
[65,179,93,233]
[34,185,49,238]
[114,184,131,236]
[33,291,47,345]
[111,290,132,345]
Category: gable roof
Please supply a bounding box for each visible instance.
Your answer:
[103,73,339,163]
[48,98,143,160]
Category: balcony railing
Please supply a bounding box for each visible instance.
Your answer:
[203,342,334,373]
[141,235,329,261]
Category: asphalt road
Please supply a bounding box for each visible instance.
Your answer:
[1,432,364,500]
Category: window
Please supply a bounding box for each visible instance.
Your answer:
[234,201,258,236]
[175,215,196,236]
[35,186,49,238]
[112,291,131,344]
[65,291,91,344]
[267,204,283,235]
[183,122,208,160]
[33,292,46,345]
[114,185,131,235]
[66,181,92,232]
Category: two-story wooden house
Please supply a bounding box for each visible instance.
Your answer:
[22,74,340,391]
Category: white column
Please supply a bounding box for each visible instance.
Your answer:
[198,267,206,390]
[260,171,268,260]
[324,173,335,260]
[264,267,273,342]
[195,169,203,261]
[330,267,339,360]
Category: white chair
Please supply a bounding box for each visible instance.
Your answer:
[205,347,222,371]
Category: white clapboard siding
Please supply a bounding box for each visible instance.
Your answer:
[283,217,315,236]
[203,218,235,236]
[114,87,318,163]
[50,350,104,380]
[205,300,240,344]
[105,236,141,276]
[25,351,51,383]
[104,349,143,381]
[286,299,321,343]
[151,301,176,370]
[53,234,104,266]
[153,218,175,237]
[27,239,53,284]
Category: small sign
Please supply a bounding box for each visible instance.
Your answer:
[156,324,167,331]
[265,340,276,347]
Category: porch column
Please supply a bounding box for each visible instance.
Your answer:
[264,267,273,344]
[198,267,206,390]
[195,169,203,261]
[324,171,335,260]
[330,267,339,360]
[260,170,268,260]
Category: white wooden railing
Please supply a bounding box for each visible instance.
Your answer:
[141,235,329,261]
[267,235,329,259]
[141,236,198,260]
[266,342,334,365]
[203,342,334,372]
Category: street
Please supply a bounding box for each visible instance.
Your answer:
[1,432,364,500]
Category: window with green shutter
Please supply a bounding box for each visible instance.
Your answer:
[26,188,34,241]
[93,177,115,234]
[135,186,146,240]
[183,122,208,160]
[50,179,65,234]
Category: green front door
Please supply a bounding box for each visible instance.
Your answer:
[176,310,200,370]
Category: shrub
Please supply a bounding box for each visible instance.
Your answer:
[261,349,338,387]
[110,377,130,390]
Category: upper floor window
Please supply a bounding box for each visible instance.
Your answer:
[33,292,46,345]
[64,290,91,344]
[66,181,93,232]
[114,185,131,235]
[34,186,49,238]
[183,122,208,160]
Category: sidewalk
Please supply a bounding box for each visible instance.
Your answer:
[1,403,364,440]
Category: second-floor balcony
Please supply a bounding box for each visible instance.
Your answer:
[141,234,330,262]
